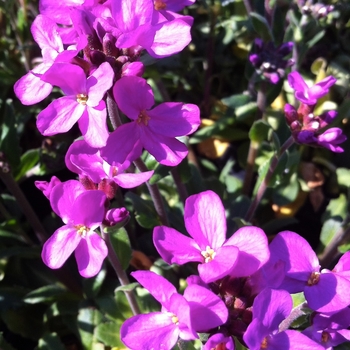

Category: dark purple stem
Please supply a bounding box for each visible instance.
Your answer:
[244,136,295,222]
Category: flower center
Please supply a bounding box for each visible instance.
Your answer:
[154,0,167,10]
[77,94,88,105]
[321,331,330,343]
[201,246,216,263]
[137,110,150,126]
[75,224,90,237]
[261,337,268,349]
[307,271,320,286]
[171,314,179,325]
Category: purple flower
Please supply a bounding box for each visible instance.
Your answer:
[42,180,108,277]
[65,139,154,188]
[101,76,200,166]
[203,333,234,350]
[249,40,294,84]
[266,231,350,313]
[243,288,324,350]
[153,190,269,283]
[35,176,61,200]
[37,62,114,147]
[303,308,350,348]
[121,271,228,349]
[14,15,84,105]
[288,72,336,106]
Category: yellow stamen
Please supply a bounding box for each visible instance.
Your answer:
[201,246,216,263]
[154,0,167,10]
[77,94,88,105]
[137,110,151,126]
[75,224,90,237]
[307,271,320,286]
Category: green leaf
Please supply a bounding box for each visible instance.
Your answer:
[77,308,103,350]
[37,333,65,350]
[125,192,160,228]
[176,157,193,184]
[322,194,348,222]
[221,94,251,108]
[250,12,274,42]
[115,282,139,293]
[249,120,271,144]
[0,333,16,350]
[95,321,124,348]
[14,148,40,181]
[23,285,67,304]
[109,227,132,270]
[149,164,171,184]
[82,267,107,299]
[1,304,44,340]
[319,218,342,249]
[0,99,21,169]
[272,172,299,206]
[252,157,272,197]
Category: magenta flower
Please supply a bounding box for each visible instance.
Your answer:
[303,308,350,348]
[65,139,154,188]
[121,271,228,349]
[267,231,350,313]
[37,62,114,147]
[153,190,269,283]
[288,72,336,105]
[101,76,200,166]
[203,333,234,350]
[42,180,108,277]
[14,15,84,105]
[243,288,324,350]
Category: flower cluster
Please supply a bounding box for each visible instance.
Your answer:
[249,39,294,84]
[15,0,200,277]
[122,190,350,349]
[284,71,346,152]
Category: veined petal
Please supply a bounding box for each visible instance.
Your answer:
[121,312,179,350]
[86,62,114,106]
[14,64,53,105]
[50,180,85,222]
[71,190,106,228]
[141,127,188,166]
[147,103,200,137]
[113,76,154,119]
[37,97,85,136]
[305,273,350,313]
[112,0,153,32]
[41,63,87,96]
[79,103,109,148]
[184,190,227,249]
[198,245,239,283]
[42,225,81,269]
[31,14,63,53]
[148,18,192,57]
[226,226,269,277]
[74,232,108,277]
[65,140,105,183]
[101,123,143,165]
[113,171,154,188]
[153,226,202,265]
[131,271,177,307]
[184,285,228,331]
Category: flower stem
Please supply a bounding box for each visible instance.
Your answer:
[279,301,308,332]
[0,163,47,244]
[102,229,141,315]
[171,167,188,205]
[106,92,122,129]
[319,215,350,268]
[244,136,295,222]
[133,158,170,226]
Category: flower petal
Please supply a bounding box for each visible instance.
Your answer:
[74,232,108,278]
[153,226,202,265]
[184,190,226,249]
[42,225,81,269]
